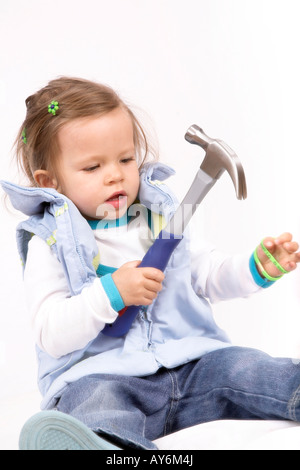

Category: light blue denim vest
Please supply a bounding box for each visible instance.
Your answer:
[1,163,231,409]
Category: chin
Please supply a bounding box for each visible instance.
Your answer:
[95,207,127,221]
[106,209,127,220]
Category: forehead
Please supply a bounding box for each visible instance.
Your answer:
[57,108,135,156]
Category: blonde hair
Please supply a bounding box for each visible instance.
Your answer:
[15,76,157,186]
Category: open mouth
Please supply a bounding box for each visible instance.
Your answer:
[106,190,126,200]
[105,191,128,209]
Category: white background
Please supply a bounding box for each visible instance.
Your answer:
[0,0,300,422]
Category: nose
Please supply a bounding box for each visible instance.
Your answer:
[104,163,124,185]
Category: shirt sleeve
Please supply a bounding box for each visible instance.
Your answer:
[190,238,264,303]
[24,235,118,359]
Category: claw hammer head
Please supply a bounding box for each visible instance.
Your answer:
[185,124,247,200]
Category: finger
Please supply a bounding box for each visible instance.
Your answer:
[263,237,276,252]
[144,278,163,293]
[280,252,300,272]
[121,260,142,269]
[285,261,297,272]
[142,291,158,304]
[283,241,299,254]
[139,297,154,306]
[293,252,300,264]
[143,268,165,282]
[263,234,294,253]
[274,232,293,245]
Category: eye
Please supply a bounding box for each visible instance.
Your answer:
[121,157,135,164]
[83,165,100,172]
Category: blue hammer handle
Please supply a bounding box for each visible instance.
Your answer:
[101,230,181,337]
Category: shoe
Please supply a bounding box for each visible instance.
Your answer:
[19,411,122,450]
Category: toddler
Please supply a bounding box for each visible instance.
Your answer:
[2,77,300,450]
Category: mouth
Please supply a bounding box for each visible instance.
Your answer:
[105,191,128,209]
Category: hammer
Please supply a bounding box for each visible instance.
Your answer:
[102,125,247,337]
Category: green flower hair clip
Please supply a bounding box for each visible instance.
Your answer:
[21,128,27,144]
[48,101,59,116]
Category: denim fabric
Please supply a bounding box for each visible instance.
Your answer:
[56,346,300,450]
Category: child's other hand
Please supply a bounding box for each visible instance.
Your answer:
[112,261,165,307]
[256,232,300,279]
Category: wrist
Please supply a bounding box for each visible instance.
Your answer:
[249,253,275,288]
[254,240,289,282]
[254,249,282,282]
[100,273,125,312]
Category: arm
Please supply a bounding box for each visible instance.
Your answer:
[25,236,119,358]
[191,233,300,304]
[191,239,262,303]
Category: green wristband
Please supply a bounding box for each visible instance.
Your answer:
[254,248,283,282]
[260,241,289,274]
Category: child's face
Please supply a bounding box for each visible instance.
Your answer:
[56,108,140,220]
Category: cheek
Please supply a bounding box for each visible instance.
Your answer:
[71,191,99,218]
[59,174,96,204]
[131,168,140,192]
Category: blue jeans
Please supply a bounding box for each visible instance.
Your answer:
[56,346,300,449]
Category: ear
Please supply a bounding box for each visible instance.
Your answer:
[34,170,58,189]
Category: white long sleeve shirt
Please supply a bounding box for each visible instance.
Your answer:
[24,215,260,359]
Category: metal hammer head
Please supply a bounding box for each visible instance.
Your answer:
[185,124,247,200]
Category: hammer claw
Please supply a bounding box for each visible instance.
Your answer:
[185,125,247,200]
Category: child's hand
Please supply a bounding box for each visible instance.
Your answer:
[256,232,300,279]
[112,261,165,307]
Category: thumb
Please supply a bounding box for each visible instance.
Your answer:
[120,260,142,269]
